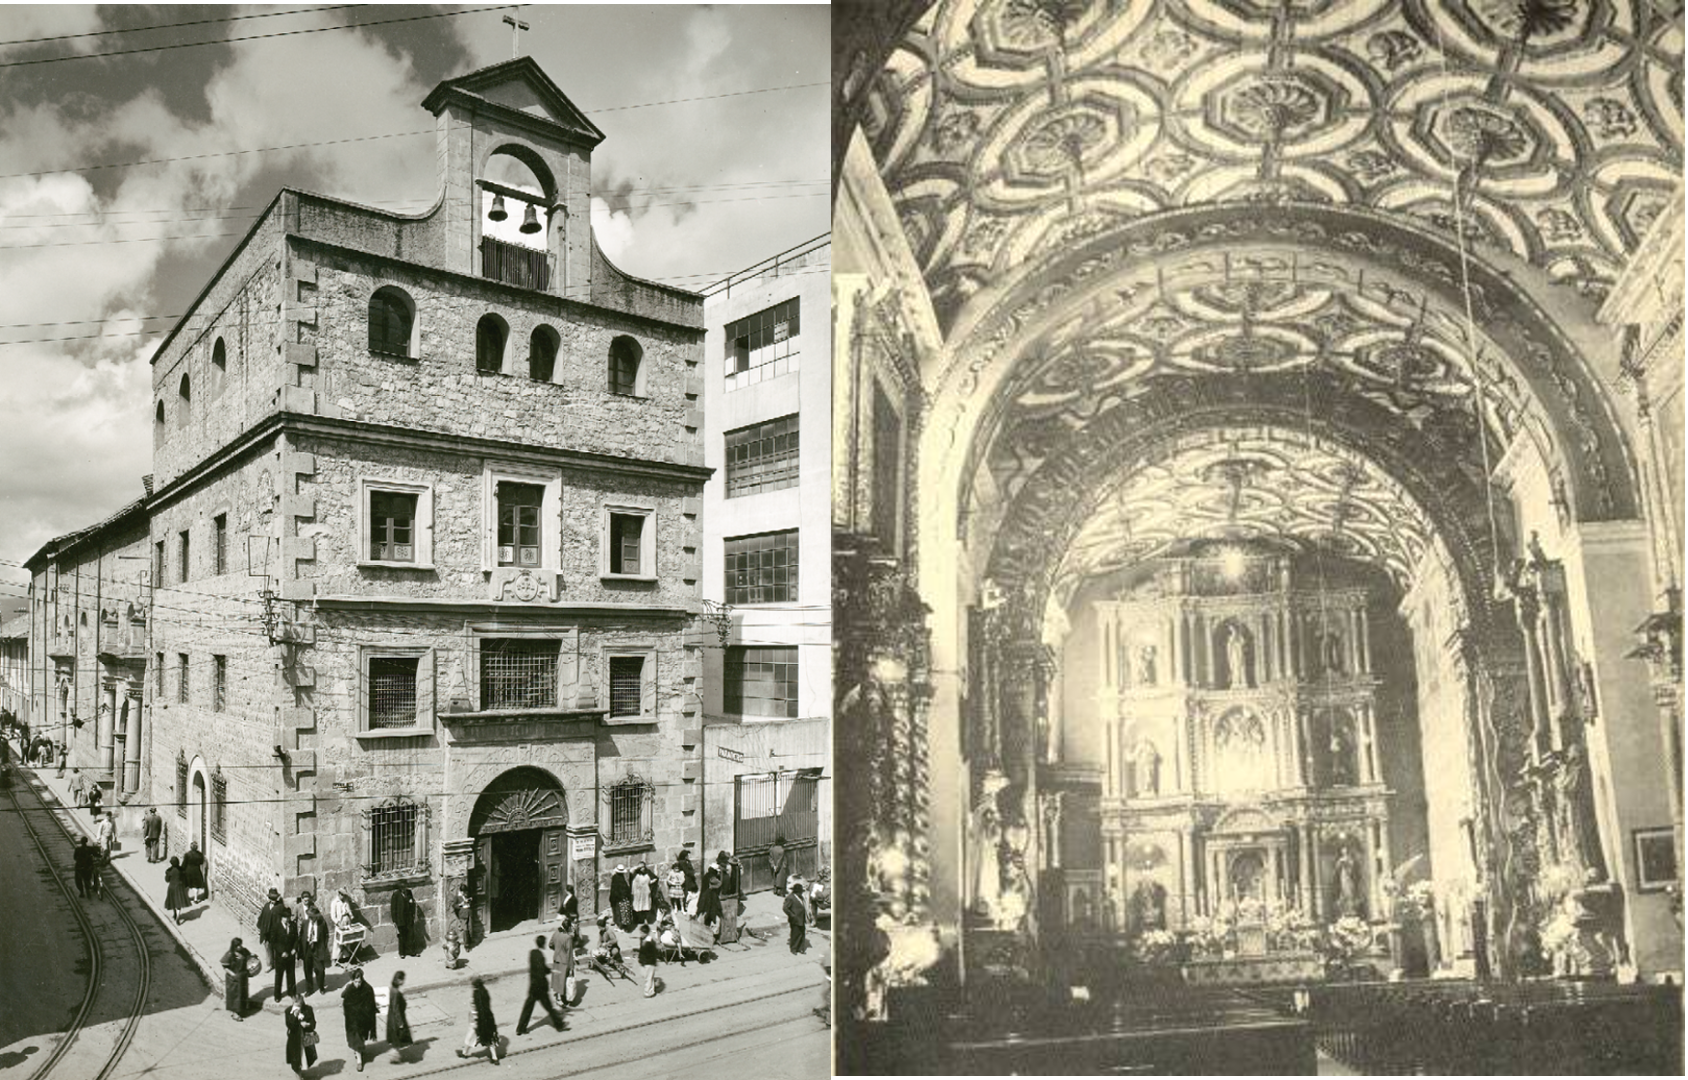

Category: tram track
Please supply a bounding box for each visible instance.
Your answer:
[7,775,154,1080]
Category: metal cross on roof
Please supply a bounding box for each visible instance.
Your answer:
[503,8,530,59]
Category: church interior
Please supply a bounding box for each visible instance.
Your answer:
[832,0,1684,1072]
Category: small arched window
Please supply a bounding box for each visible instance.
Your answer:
[476,314,507,374]
[368,286,415,357]
[212,337,226,374]
[608,335,642,396]
[529,325,559,381]
[154,400,166,445]
[177,373,191,428]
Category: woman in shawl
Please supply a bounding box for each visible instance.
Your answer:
[716,851,743,945]
[390,884,417,958]
[697,859,723,929]
[182,840,207,903]
[220,936,253,1019]
[164,855,189,924]
[631,862,653,925]
[548,915,576,1007]
[283,992,318,1076]
[456,975,501,1064]
[676,849,699,913]
[385,971,413,1064]
[609,864,634,930]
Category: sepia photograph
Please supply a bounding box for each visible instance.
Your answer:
[0,5,830,1078]
[833,0,1685,1074]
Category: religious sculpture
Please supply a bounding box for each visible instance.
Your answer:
[1224,624,1252,688]
[968,774,1009,922]
[1129,879,1168,933]
[1322,629,1346,675]
[1132,738,1162,797]
[1328,717,1357,787]
[1133,642,1157,686]
[1334,845,1364,917]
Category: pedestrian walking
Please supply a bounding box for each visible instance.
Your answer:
[457,976,501,1065]
[340,966,378,1072]
[272,905,300,1001]
[283,992,319,1077]
[631,861,654,925]
[94,811,115,861]
[637,924,659,998]
[182,840,206,903]
[143,807,162,862]
[73,836,95,898]
[299,898,330,996]
[391,883,418,957]
[769,834,788,896]
[516,934,565,1035]
[87,779,101,818]
[715,851,743,944]
[444,885,469,969]
[386,971,413,1063]
[164,855,188,921]
[68,768,85,807]
[220,937,254,1020]
[609,863,633,929]
[258,888,287,969]
[549,916,576,1006]
[785,881,808,953]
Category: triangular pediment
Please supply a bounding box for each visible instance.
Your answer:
[422,57,605,148]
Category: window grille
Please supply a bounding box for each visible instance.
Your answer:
[608,656,644,717]
[480,235,549,291]
[212,655,226,712]
[175,751,188,819]
[480,639,557,710]
[609,337,641,396]
[496,482,543,567]
[608,778,647,845]
[368,799,419,878]
[368,656,420,728]
[725,646,799,718]
[213,513,227,575]
[177,653,190,704]
[725,297,800,389]
[725,414,800,497]
[211,768,227,843]
[178,530,190,583]
[724,530,799,605]
[609,514,643,575]
[369,491,418,562]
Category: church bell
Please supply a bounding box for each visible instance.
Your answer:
[520,202,542,234]
[487,193,508,222]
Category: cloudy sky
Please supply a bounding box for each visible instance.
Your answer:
[0,2,828,601]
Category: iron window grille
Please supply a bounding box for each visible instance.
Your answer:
[609,514,644,575]
[608,656,644,718]
[213,655,227,712]
[211,767,227,844]
[496,482,544,567]
[176,750,188,819]
[724,414,800,497]
[480,639,558,710]
[177,653,190,704]
[365,797,426,881]
[369,491,418,562]
[604,776,653,848]
[724,530,799,605]
[214,514,227,575]
[368,656,420,728]
[725,297,800,389]
[725,646,800,718]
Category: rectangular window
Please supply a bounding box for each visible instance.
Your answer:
[609,780,646,845]
[872,385,902,547]
[609,514,643,575]
[370,491,418,563]
[724,414,800,497]
[211,770,227,844]
[724,530,799,605]
[480,638,557,710]
[177,652,189,704]
[368,800,419,878]
[608,656,644,718]
[725,297,800,390]
[212,655,226,712]
[725,645,800,718]
[178,529,190,583]
[368,656,420,728]
[496,482,544,568]
[213,514,227,575]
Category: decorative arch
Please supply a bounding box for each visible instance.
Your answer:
[469,765,568,836]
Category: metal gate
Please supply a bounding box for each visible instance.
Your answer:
[733,769,820,893]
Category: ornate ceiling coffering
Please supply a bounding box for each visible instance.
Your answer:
[863,0,1683,326]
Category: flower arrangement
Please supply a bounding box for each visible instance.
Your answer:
[1266,905,1321,952]
[1133,929,1179,965]
[1323,915,1374,973]
[1184,914,1230,958]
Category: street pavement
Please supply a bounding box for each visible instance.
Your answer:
[6,754,831,1078]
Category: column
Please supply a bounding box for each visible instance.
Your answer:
[1298,826,1314,911]
[1358,607,1372,675]
[1271,846,1285,903]
[1515,592,1554,761]
[1361,704,1380,784]
[1105,718,1119,797]
[1375,818,1393,917]
[98,678,116,783]
[123,686,143,794]
[1258,612,1272,682]
[1348,608,1363,675]
[1179,830,1196,924]
[1305,825,1322,919]
[1277,609,1290,681]
[1363,821,1380,918]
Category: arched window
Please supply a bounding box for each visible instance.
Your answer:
[154,400,166,445]
[476,314,507,374]
[177,373,191,428]
[212,337,226,373]
[528,325,558,381]
[368,286,415,357]
[608,335,642,396]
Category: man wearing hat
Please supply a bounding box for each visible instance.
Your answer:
[784,880,808,954]
[143,806,162,863]
[257,888,287,972]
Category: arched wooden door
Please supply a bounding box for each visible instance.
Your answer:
[469,767,568,933]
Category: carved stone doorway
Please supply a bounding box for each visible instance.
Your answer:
[468,767,569,935]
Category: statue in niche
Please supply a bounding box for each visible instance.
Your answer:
[1328,716,1357,787]
[1134,643,1157,687]
[1224,624,1253,688]
[1132,739,1162,797]
[1129,879,1167,933]
[1322,629,1346,676]
[1334,845,1364,917]
[1071,888,1095,931]
[968,776,1008,922]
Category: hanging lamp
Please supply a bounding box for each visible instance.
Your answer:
[488,193,508,222]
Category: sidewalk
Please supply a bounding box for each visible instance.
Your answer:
[24,763,822,1018]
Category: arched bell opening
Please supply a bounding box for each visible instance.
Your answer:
[478,146,562,292]
[466,766,570,934]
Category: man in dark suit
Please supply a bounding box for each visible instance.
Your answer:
[257,888,286,970]
[271,906,299,1001]
[391,884,417,958]
[515,934,565,1035]
[72,836,95,898]
[142,807,162,863]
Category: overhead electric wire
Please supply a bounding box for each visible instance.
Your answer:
[0,5,354,49]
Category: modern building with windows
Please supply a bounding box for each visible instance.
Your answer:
[698,235,832,893]
[28,57,712,951]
